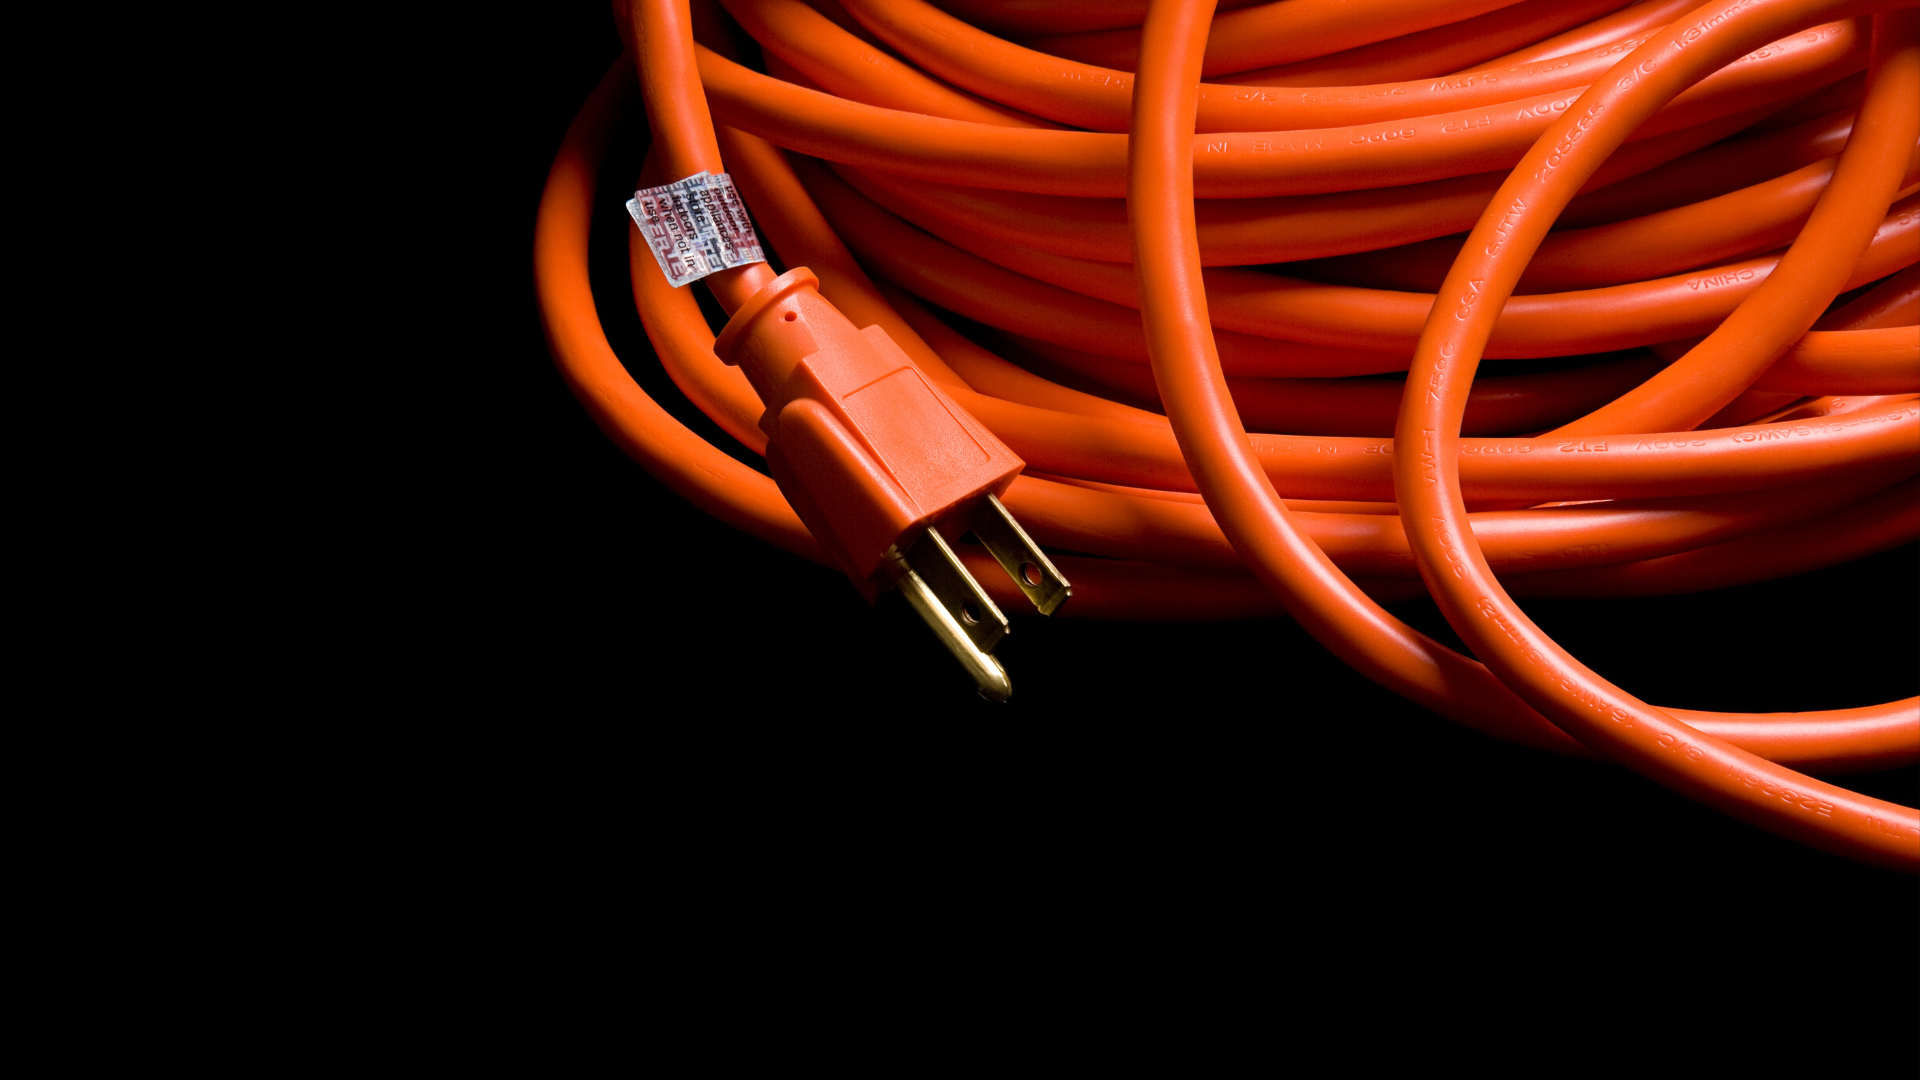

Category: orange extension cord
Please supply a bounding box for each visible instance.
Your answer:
[533,0,1920,869]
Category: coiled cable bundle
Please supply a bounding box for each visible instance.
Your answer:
[534,0,1920,869]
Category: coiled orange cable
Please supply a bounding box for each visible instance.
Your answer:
[534,0,1919,867]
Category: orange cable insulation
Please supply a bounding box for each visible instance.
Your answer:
[531,0,1920,865]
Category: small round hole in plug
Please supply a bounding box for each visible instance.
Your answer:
[961,602,981,624]
[1021,562,1043,587]
[783,310,797,322]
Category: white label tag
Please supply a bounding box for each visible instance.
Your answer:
[626,171,767,288]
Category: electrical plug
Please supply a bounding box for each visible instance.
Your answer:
[713,267,1069,699]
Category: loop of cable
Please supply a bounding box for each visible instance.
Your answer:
[534,0,1920,867]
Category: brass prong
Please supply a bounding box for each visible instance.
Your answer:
[904,526,1009,654]
[968,493,1071,615]
[896,568,1012,702]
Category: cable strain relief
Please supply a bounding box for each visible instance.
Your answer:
[712,266,820,367]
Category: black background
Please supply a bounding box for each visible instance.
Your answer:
[438,6,1915,1060]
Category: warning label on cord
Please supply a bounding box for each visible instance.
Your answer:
[626,171,767,288]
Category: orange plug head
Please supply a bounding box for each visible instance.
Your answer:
[715,268,1025,600]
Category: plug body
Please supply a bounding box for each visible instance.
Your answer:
[714,268,1024,600]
